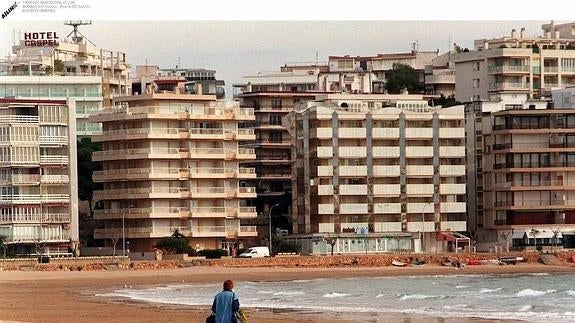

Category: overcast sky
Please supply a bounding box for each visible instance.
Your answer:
[0,21,548,98]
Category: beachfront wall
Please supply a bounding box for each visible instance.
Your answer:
[284,95,468,254]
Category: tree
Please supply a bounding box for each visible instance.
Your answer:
[324,234,338,256]
[155,230,194,255]
[385,63,423,94]
[77,138,102,219]
[54,59,65,73]
[498,231,510,253]
[430,94,461,108]
[0,235,7,259]
[551,228,561,252]
[43,65,53,75]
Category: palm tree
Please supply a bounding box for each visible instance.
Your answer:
[551,228,561,252]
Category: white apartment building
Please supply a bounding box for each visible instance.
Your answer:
[0,99,78,256]
[285,94,468,254]
[424,51,456,97]
[90,83,257,252]
[0,27,130,137]
[454,22,575,103]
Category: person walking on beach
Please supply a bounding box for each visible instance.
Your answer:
[211,280,240,323]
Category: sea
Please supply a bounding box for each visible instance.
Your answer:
[98,273,575,322]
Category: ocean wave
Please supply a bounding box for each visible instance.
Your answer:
[398,294,448,301]
[479,287,502,293]
[455,285,469,289]
[516,289,556,297]
[272,291,305,296]
[566,290,575,297]
[519,305,534,312]
[527,273,551,276]
[323,293,350,298]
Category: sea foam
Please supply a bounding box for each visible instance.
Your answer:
[323,292,350,298]
[479,287,502,293]
[516,289,556,297]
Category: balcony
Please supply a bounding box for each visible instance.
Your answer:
[340,165,367,176]
[440,184,466,195]
[373,147,400,158]
[317,166,333,177]
[406,165,434,176]
[40,155,69,165]
[238,207,257,219]
[339,147,367,158]
[94,227,154,239]
[316,127,332,139]
[93,168,181,181]
[488,82,529,91]
[339,128,366,139]
[439,146,465,157]
[372,128,399,139]
[238,167,257,179]
[439,165,466,176]
[236,129,256,140]
[407,203,434,213]
[440,202,466,213]
[488,65,530,74]
[373,165,400,176]
[374,222,402,232]
[40,175,70,184]
[258,170,291,179]
[93,207,189,220]
[94,187,183,200]
[189,148,227,159]
[11,174,41,185]
[237,186,257,198]
[405,128,433,139]
[319,222,335,233]
[340,203,368,214]
[318,185,334,196]
[0,213,69,224]
[188,168,235,179]
[406,147,433,157]
[374,203,401,214]
[339,184,368,195]
[190,226,229,238]
[0,194,69,204]
[439,128,465,138]
[407,222,435,232]
[544,66,559,73]
[317,147,333,158]
[237,148,256,160]
[318,203,334,214]
[188,187,226,198]
[406,184,434,196]
[440,221,467,231]
[39,136,68,146]
[190,207,227,218]
[373,184,400,196]
[93,148,182,161]
[94,128,185,142]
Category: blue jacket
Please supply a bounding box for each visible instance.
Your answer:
[211,290,239,323]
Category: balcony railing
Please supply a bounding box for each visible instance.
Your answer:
[40,155,69,164]
[488,65,530,73]
[488,82,529,91]
[0,115,39,124]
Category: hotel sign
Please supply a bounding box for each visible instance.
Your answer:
[24,32,59,47]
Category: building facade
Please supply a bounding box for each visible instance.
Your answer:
[285,94,467,254]
[0,99,78,256]
[466,96,575,251]
[454,22,575,103]
[159,68,225,99]
[90,82,257,252]
[0,26,130,137]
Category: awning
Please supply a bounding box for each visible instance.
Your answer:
[511,230,526,239]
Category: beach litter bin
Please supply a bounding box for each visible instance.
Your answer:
[38,256,50,263]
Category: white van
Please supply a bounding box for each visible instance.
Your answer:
[238,246,270,258]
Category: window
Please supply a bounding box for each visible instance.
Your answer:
[269,115,282,125]
[271,99,282,109]
[268,132,282,143]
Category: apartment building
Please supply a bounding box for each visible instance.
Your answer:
[552,86,575,108]
[454,22,575,103]
[0,98,78,256]
[285,94,468,254]
[90,81,257,252]
[424,51,456,97]
[322,50,438,93]
[159,68,225,99]
[0,24,130,137]
[233,64,326,238]
[467,96,575,251]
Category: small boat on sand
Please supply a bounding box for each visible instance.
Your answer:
[392,260,408,267]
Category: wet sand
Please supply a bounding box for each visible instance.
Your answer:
[0,263,573,323]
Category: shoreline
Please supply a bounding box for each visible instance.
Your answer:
[0,264,573,323]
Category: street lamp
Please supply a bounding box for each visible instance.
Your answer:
[268,204,280,254]
[421,202,432,253]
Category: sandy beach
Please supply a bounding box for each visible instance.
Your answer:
[0,263,573,323]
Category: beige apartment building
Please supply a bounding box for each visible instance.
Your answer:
[285,94,468,254]
[466,96,575,251]
[0,98,78,256]
[90,81,257,252]
[454,21,575,103]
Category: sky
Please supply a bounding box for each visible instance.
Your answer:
[0,20,549,98]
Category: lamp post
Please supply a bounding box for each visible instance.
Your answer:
[268,204,280,254]
[122,212,125,257]
[422,202,432,253]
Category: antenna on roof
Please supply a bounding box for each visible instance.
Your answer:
[64,20,95,46]
[316,51,319,66]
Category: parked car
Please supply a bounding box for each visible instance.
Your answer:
[238,246,270,258]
